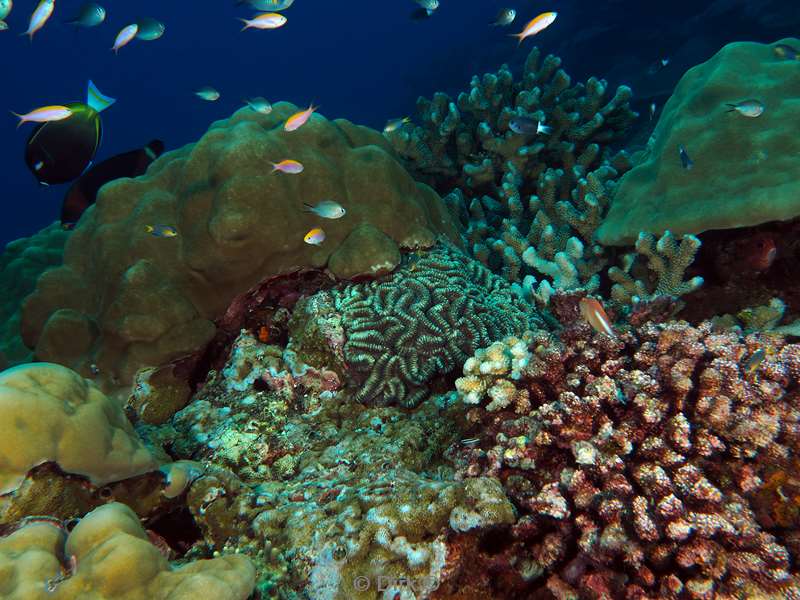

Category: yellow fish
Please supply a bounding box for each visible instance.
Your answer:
[284,104,317,132]
[145,224,178,238]
[510,11,557,45]
[304,227,325,246]
[11,105,73,128]
[383,117,411,133]
[271,159,304,174]
[239,12,287,31]
[22,0,54,40]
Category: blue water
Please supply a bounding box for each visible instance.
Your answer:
[1,0,797,247]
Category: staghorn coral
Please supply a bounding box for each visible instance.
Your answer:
[0,502,255,600]
[597,38,800,245]
[0,363,158,495]
[389,47,637,301]
[608,230,704,305]
[19,102,461,393]
[329,244,543,407]
[447,298,800,598]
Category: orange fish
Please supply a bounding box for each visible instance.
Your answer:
[579,297,616,337]
[510,11,557,45]
[257,326,270,343]
[284,104,317,132]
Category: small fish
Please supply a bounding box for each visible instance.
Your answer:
[774,44,800,60]
[195,86,220,102]
[89,363,100,376]
[136,17,165,41]
[461,437,481,446]
[579,297,616,338]
[271,159,304,174]
[509,116,550,135]
[239,12,287,31]
[244,97,272,114]
[736,234,777,272]
[65,3,105,27]
[0,0,12,29]
[649,102,657,121]
[257,325,270,343]
[11,105,73,128]
[304,227,326,246]
[22,0,54,40]
[678,144,694,170]
[744,348,766,376]
[491,8,516,27]
[725,99,764,118]
[383,117,410,133]
[145,224,178,238]
[236,0,294,10]
[646,57,670,75]
[510,12,557,44]
[415,0,439,15]
[303,200,346,219]
[284,104,317,131]
[112,24,139,53]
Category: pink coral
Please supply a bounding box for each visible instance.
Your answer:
[445,294,800,598]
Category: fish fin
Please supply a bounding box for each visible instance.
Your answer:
[302,203,314,211]
[538,125,552,135]
[10,111,23,128]
[507,32,524,46]
[238,19,250,31]
[87,81,116,113]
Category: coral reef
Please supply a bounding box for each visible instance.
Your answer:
[329,245,544,407]
[19,102,461,392]
[0,502,255,599]
[0,363,158,495]
[389,47,637,300]
[0,223,69,367]
[447,295,800,597]
[598,37,800,245]
[608,230,704,305]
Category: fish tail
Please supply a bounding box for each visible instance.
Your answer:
[302,203,314,211]
[238,19,250,31]
[724,104,737,112]
[270,162,279,172]
[87,81,116,112]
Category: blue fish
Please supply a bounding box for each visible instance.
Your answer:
[678,144,694,170]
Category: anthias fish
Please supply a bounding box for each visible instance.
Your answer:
[284,104,317,131]
[24,81,116,186]
[22,0,54,40]
[240,13,287,31]
[511,12,557,44]
[112,24,139,53]
[271,159,304,174]
[304,227,326,245]
[61,140,165,228]
[12,105,73,127]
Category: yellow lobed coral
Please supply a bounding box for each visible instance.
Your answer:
[0,502,255,600]
[0,363,158,495]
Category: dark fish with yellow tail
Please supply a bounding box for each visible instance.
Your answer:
[61,140,165,229]
[24,81,116,186]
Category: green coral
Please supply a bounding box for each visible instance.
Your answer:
[608,230,704,305]
[331,244,543,407]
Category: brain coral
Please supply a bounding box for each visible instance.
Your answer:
[0,502,255,600]
[0,363,157,495]
[598,38,800,245]
[19,102,461,389]
[329,244,544,407]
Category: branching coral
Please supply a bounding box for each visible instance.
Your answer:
[329,244,543,407]
[608,230,704,305]
[447,299,800,597]
[389,47,637,301]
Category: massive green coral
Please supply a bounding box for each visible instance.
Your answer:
[19,103,461,392]
[598,38,800,245]
[329,244,543,407]
[388,47,636,302]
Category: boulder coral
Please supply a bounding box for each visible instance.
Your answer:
[0,363,157,495]
[19,102,461,390]
[0,223,69,367]
[0,502,256,600]
[598,38,800,245]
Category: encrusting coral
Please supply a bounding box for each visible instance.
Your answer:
[597,37,800,245]
[0,502,256,600]
[328,244,544,407]
[0,362,158,495]
[388,47,637,302]
[19,102,461,392]
[447,293,800,598]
